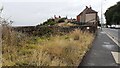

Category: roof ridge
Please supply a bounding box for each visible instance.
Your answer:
[78,6,97,16]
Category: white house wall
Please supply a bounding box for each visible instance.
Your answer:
[85,13,96,22]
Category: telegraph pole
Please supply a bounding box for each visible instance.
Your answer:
[101,0,103,31]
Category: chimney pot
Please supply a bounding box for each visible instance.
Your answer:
[86,6,88,8]
[89,5,92,9]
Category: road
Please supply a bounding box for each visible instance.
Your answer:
[79,29,120,67]
[103,28,120,47]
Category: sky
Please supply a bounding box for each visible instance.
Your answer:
[0,0,119,26]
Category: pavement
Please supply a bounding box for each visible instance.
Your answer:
[79,28,120,67]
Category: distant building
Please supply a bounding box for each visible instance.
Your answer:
[65,18,76,23]
[77,6,99,26]
[53,15,76,23]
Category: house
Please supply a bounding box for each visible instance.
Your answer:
[77,6,99,26]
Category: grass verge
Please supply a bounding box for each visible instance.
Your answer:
[2,27,94,66]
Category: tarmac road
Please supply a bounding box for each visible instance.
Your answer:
[79,29,120,67]
[103,28,120,45]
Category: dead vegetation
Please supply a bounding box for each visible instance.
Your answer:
[2,24,94,66]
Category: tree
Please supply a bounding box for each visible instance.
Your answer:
[112,12,120,25]
[105,1,120,25]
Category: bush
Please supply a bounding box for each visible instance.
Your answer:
[58,18,66,23]
[42,19,56,26]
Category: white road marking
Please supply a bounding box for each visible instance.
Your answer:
[100,31,106,34]
[111,52,120,64]
[103,42,110,45]
[102,45,115,50]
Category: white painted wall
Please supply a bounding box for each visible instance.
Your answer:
[85,13,96,22]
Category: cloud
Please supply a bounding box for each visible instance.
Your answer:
[1,0,71,2]
[0,0,119,26]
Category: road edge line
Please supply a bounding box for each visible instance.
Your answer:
[104,31,120,47]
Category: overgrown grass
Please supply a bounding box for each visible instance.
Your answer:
[2,26,94,66]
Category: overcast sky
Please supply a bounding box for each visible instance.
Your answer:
[0,0,119,26]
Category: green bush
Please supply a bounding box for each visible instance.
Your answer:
[43,19,56,26]
[58,18,66,23]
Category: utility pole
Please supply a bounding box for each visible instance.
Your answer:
[101,0,103,31]
[101,0,106,30]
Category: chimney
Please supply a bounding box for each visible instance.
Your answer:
[86,6,88,8]
[89,5,92,9]
[59,16,61,18]
[54,15,57,19]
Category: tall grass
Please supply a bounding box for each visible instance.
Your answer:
[2,25,30,66]
[2,26,94,66]
[0,25,2,67]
